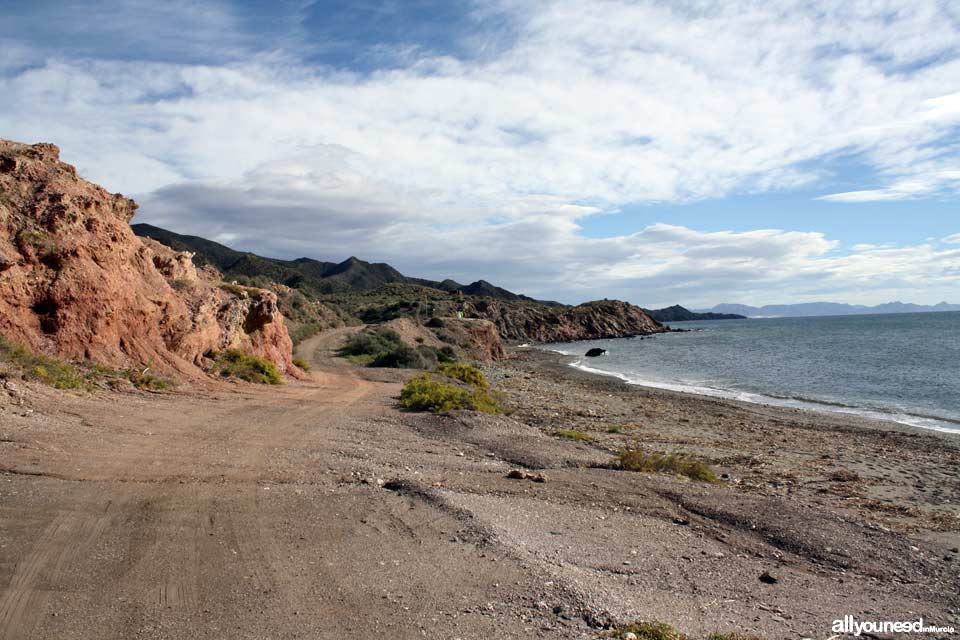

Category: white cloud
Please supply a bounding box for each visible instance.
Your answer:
[819,169,960,202]
[2,0,960,304]
[141,179,960,307]
[943,233,960,244]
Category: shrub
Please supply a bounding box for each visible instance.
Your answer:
[555,429,593,441]
[617,449,719,483]
[215,349,283,384]
[170,278,193,291]
[129,371,169,391]
[339,327,403,358]
[289,322,324,346]
[607,424,625,434]
[292,357,310,372]
[0,338,85,389]
[340,327,448,370]
[438,362,488,388]
[371,344,439,369]
[426,317,445,328]
[399,373,500,414]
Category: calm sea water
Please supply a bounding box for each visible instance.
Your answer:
[546,311,960,433]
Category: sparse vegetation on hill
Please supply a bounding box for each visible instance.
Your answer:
[339,326,455,368]
[133,224,665,346]
[0,337,171,391]
[0,338,85,389]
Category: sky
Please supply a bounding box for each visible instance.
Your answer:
[1,0,959,308]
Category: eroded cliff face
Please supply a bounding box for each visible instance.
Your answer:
[0,139,300,378]
[464,299,666,343]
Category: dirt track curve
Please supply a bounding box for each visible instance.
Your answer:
[0,332,567,639]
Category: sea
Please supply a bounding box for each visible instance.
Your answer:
[545,311,960,434]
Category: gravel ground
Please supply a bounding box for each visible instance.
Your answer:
[0,337,957,639]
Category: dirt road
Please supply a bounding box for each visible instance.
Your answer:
[1,336,957,639]
[0,334,568,639]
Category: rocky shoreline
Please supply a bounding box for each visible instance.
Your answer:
[474,346,960,634]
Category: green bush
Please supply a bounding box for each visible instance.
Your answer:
[399,373,500,414]
[215,349,283,384]
[438,362,488,388]
[292,357,310,371]
[371,343,436,369]
[617,449,719,483]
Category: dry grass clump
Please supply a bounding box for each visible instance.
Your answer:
[606,621,686,639]
[605,620,763,640]
[828,468,860,482]
[554,429,594,441]
[617,449,719,483]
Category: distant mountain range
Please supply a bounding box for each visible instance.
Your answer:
[704,301,960,318]
[133,224,559,305]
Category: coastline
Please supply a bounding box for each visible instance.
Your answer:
[538,342,960,435]
[487,345,960,536]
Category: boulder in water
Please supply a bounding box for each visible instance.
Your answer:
[584,348,606,357]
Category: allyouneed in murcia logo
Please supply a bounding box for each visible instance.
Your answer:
[830,615,956,637]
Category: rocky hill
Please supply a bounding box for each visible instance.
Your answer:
[0,140,300,378]
[465,298,666,342]
[133,223,557,305]
[136,227,664,344]
[646,304,745,322]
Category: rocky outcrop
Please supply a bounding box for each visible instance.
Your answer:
[646,304,745,322]
[0,139,300,378]
[464,299,665,343]
[449,318,505,362]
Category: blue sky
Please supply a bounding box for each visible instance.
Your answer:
[1,0,959,307]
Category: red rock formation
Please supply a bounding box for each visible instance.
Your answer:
[465,298,665,343]
[453,318,506,362]
[0,139,301,379]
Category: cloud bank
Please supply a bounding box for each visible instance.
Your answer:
[1,0,959,305]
